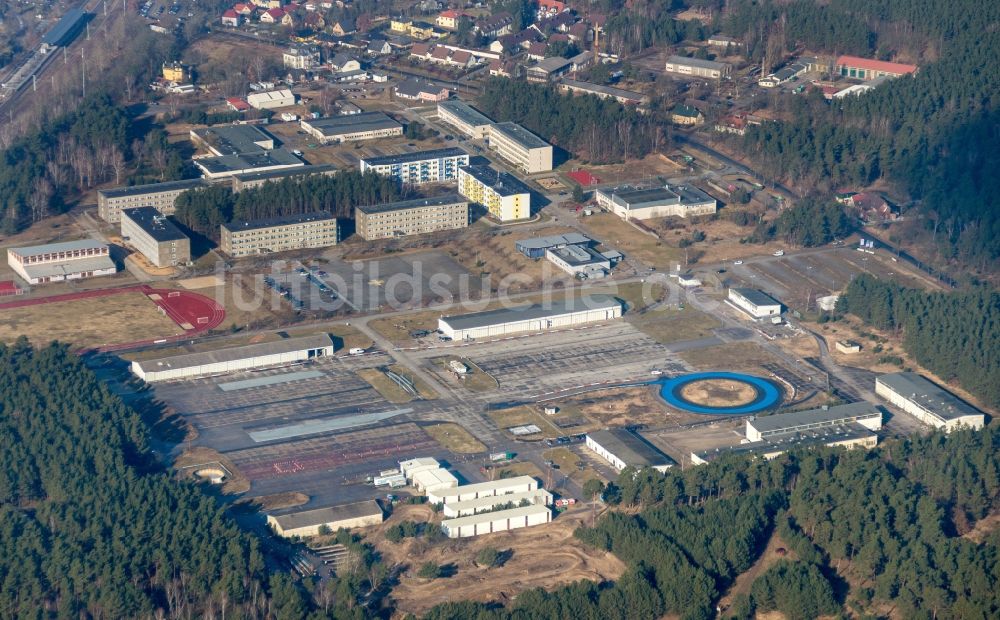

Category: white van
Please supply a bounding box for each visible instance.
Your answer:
[349,347,366,355]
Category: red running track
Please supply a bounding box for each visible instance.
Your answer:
[0,284,225,352]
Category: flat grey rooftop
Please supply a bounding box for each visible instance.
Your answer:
[223,211,335,233]
[694,423,875,463]
[588,428,674,468]
[195,149,303,174]
[459,165,532,196]
[441,294,620,331]
[667,55,730,70]
[134,334,333,374]
[270,500,382,529]
[731,288,782,307]
[303,112,402,136]
[99,179,206,199]
[516,233,591,250]
[191,124,275,155]
[361,147,468,167]
[233,164,337,184]
[560,78,646,101]
[122,207,188,242]
[877,372,982,420]
[490,122,550,150]
[751,402,881,434]
[438,100,494,127]
[9,239,106,258]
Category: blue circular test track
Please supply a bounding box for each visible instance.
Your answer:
[657,371,781,415]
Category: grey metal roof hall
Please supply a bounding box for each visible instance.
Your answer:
[133,334,334,374]
[731,288,781,307]
[588,428,674,468]
[441,295,621,332]
[459,164,531,196]
[667,55,729,71]
[270,500,382,530]
[751,402,881,434]
[42,8,89,46]
[305,111,401,136]
[877,372,982,421]
[515,233,592,251]
[10,238,106,258]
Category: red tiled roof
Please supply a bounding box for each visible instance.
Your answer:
[431,46,450,59]
[265,7,285,18]
[223,9,238,17]
[411,43,430,56]
[836,55,917,75]
[440,9,459,18]
[451,50,472,63]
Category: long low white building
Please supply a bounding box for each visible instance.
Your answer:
[442,489,552,518]
[595,184,718,221]
[586,428,674,473]
[7,239,117,285]
[875,372,985,432]
[747,402,883,442]
[131,334,335,382]
[728,288,783,319]
[427,475,538,505]
[399,457,440,479]
[441,504,551,538]
[438,295,622,340]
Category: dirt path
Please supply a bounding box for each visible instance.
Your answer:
[376,505,624,616]
[716,531,794,614]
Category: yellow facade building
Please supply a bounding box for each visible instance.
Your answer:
[457,165,531,222]
[162,61,189,82]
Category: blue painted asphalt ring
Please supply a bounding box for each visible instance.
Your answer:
[656,371,782,415]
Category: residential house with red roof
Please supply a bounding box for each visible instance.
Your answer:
[222,9,240,26]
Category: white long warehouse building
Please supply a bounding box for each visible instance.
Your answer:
[438,295,622,340]
[441,504,552,538]
[442,489,552,518]
[131,334,335,382]
[427,475,538,505]
[875,372,985,432]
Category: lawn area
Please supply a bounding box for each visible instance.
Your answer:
[0,292,180,349]
[488,405,564,439]
[494,461,545,480]
[586,280,668,313]
[543,447,608,491]
[579,212,682,269]
[423,423,486,454]
[628,305,721,344]
[369,310,442,346]
[431,356,499,392]
[357,365,437,403]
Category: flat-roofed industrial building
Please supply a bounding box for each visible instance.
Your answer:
[437,100,494,138]
[545,244,610,279]
[457,164,531,221]
[359,147,469,184]
[487,122,553,173]
[220,212,340,257]
[558,79,649,105]
[427,475,538,505]
[121,207,191,268]
[441,504,551,538]
[131,334,335,382]
[355,194,469,240]
[727,288,783,318]
[267,500,383,537]
[691,423,878,465]
[746,402,883,442]
[515,233,592,259]
[190,124,276,156]
[399,457,441,479]
[665,55,732,79]
[194,150,306,180]
[438,295,622,340]
[300,112,403,144]
[98,179,207,223]
[442,489,553,518]
[594,184,717,221]
[586,428,674,473]
[7,239,116,285]
[231,164,338,192]
[875,372,985,432]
